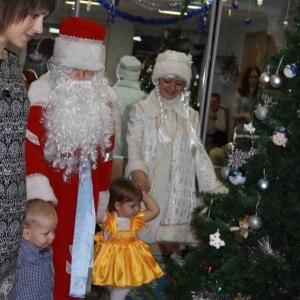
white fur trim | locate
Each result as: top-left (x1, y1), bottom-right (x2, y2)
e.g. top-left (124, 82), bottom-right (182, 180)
top-left (124, 159), bottom-right (149, 178)
top-left (152, 60), bottom-right (192, 87)
top-left (96, 190), bottom-right (109, 223)
top-left (52, 36), bottom-right (105, 71)
top-left (156, 224), bottom-right (198, 244)
top-left (26, 174), bottom-right (58, 205)
top-left (28, 73), bottom-right (53, 105)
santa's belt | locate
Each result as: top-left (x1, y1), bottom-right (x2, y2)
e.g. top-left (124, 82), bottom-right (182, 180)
top-left (44, 151), bottom-right (113, 163)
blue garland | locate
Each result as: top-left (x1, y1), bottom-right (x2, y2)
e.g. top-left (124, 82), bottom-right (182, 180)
top-left (96, 0), bottom-right (208, 25)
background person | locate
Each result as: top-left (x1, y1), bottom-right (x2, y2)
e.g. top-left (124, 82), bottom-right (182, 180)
top-left (112, 55), bottom-right (147, 179)
top-left (36, 37), bottom-right (55, 75)
top-left (0, 1), bottom-right (57, 298)
top-left (10, 199), bottom-right (58, 300)
top-left (232, 65), bottom-right (261, 127)
top-left (25, 16), bottom-right (115, 300)
top-left (206, 92), bottom-right (227, 150)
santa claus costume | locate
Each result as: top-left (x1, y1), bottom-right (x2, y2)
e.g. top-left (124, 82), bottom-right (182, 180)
top-left (25, 17), bottom-right (115, 300)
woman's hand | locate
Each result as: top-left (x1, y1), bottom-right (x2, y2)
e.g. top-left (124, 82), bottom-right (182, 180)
top-left (132, 170), bottom-right (151, 193)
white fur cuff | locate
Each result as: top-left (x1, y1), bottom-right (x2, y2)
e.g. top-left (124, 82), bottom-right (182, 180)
top-left (124, 159), bottom-right (149, 178)
top-left (26, 174), bottom-right (58, 204)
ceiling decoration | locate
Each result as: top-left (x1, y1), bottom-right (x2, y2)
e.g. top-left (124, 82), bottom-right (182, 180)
top-left (134, 0), bottom-right (210, 12)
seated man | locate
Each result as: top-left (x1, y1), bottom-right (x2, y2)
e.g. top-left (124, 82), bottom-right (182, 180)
top-left (206, 92), bottom-right (227, 150)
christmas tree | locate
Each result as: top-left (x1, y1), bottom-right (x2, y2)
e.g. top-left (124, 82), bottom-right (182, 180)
top-left (165, 5), bottom-right (300, 300)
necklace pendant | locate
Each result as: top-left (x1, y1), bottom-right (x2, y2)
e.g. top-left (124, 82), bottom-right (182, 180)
top-left (3, 89), bottom-right (10, 98)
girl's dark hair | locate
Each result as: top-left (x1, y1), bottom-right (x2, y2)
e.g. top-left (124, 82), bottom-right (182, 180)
top-left (0, 0), bottom-right (57, 34)
top-left (108, 178), bottom-right (143, 213)
top-left (238, 65), bottom-right (261, 97)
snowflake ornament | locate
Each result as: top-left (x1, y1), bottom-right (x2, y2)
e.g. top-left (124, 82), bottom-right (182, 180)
top-left (209, 230), bottom-right (225, 249)
top-left (261, 93), bottom-right (276, 107)
top-left (244, 122), bottom-right (256, 133)
top-left (227, 148), bottom-right (248, 168)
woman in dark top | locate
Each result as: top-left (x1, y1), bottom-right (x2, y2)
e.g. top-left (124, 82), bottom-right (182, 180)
top-left (0, 1), bottom-right (56, 298)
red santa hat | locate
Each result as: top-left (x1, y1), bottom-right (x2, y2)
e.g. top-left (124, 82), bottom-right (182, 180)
top-left (152, 50), bottom-right (192, 87)
top-left (52, 16), bottom-right (106, 71)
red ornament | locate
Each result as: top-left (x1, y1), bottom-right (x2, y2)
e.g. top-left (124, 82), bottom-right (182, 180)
top-left (202, 263), bottom-right (215, 273)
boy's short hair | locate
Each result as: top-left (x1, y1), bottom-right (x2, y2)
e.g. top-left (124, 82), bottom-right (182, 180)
top-left (26, 198), bottom-right (57, 228)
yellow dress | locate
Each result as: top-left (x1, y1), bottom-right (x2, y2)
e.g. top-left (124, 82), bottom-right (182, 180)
top-left (92, 210), bottom-right (164, 287)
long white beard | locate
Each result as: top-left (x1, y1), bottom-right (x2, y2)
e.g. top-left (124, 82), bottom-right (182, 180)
top-left (44, 66), bottom-right (114, 180)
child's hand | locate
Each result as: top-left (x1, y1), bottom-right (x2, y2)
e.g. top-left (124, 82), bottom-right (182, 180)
top-left (142, 193), bottom-right (160, 223)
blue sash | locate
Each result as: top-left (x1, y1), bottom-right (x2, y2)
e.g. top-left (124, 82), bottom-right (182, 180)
top-left (69, 161), bottom-right (95, 298)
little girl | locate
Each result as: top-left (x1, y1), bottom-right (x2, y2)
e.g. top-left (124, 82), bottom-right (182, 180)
top-left (92, 178), bottom-right (164, 300)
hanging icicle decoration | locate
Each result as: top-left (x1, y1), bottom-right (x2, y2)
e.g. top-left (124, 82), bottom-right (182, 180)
top-left (245, 0), bottom-right (252, 24)
top-left (283, 0), bottom-right (291, 28)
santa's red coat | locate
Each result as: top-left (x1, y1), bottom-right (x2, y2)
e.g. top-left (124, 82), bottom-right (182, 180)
top-left (26, 78), bottom-right (114, 300)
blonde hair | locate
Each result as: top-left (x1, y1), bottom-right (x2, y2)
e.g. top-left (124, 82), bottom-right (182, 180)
top-left (25, 198), bottom-right (57, 228)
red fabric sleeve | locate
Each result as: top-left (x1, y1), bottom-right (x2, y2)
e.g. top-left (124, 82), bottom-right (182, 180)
top-left (26, 105), bottom-right (48, 176)
top-left (97, 133), bottom-right (115, 192)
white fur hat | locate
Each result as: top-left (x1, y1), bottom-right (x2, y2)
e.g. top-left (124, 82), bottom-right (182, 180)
top-left (152, 50), bottom-right (192, 87)
top-left (52, 16), bottom-right (106, 72)
top-left (116, 55), bottom-right (141, 81)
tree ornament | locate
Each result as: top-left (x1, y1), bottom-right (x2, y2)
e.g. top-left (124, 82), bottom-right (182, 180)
top-left (202, 262), bottom-right (216, 273)
top-left (254, 105), bottom-right (269, 121)
top-left (209, 229), bottom-right (225, 249)
top-left (270, 56), bottom-right (284, 88)
top-left (232, 1), bottom-right (238, 9)
top-left (259, 71), bottom-right (271, 86)
top-left (146, 65), bottom-right (153, 74)
top-left (221, 166), bottom-right (230, 179)
top-left (283, 63), bottom-right (298, 78)
top-left (245, 18), bottom-right (251, 25)
top-left (170, 252), bottom-right (185, 267)
top-left (226, 142), bottom-right (236, 154)
top-left (262, 93), bottom-right (276, 108)
top-left (244, 121), bottom-right (256, 133)
top-left (270, 73), bottom-right (283, 88)
top-left (257, 178), bottom-right (270, 192)
top-left (228, 149), bottom-right (248, 169)
top-left (230, 215), bottom-right (250, 238)
top-left (249, 215), bottom-right (262, 230)
top-left (258, 236), bottom-right (282, 259)
top-left (191, 291), bottom-right (231, 300)
top-left (228, 168), bottom-right (246, 185)
top-left (272, 128), bottom-right (288, 146)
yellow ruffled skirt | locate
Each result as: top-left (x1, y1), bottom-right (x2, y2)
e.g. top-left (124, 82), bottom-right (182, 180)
top-left (92, 231), bottom-right (164, 287)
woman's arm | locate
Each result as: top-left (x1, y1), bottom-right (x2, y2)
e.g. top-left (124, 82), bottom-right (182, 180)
top-left (125, 104), bottom-right (151, 193)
